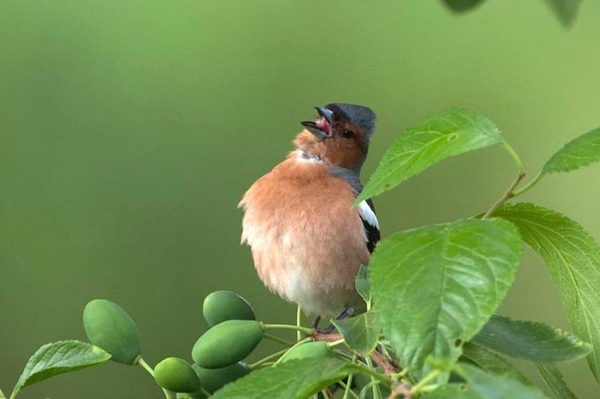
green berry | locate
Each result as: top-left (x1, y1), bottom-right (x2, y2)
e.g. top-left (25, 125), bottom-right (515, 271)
top-left (154, 357), bottom-right (201, 393)
top-left (192, 320), bottom-right (263, 368)
top-left (193, 362), bottom-right (250, 394)
top-left (83, 299), bottom-right (141, 365)
top-left (203, 290), bottom-right (255, 326)
top-left (281, 341), bottom-right (333, 362)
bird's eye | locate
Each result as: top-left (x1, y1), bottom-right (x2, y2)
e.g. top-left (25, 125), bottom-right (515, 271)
top-left (342, 130), bottom-right (354, 139)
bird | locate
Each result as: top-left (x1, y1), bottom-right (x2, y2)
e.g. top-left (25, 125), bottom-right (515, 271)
top-left (238, 103), bottom-right (380, 322)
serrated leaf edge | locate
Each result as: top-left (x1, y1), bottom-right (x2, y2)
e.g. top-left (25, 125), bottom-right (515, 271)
top-left (13, 340), bottom-right (110, 394)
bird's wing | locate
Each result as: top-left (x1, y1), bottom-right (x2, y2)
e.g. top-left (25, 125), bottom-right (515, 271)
top-left (358, 199), bottom-right (380, 253)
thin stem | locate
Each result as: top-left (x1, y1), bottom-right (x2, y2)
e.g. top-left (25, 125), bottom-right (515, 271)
top-left (358, 380), bottom-right (383, 398)
top-left (357, 363), bottom-right (389, 384)
top-left (297, 306), bottom-right (302, 341)
top-left (137, 356), bottom-right (155, 377)
top-left (263, 333), bottom-right (295, 346)
top-left (482, 171), bottom-right (526, 219)
top-left (248, 348), bottom-right (290, 369)
top-left (512, 170), bottom-right (544, 197)
top-left (273, 337), bottom-right (312, 366)
top-left (481, 141), bottom-right (529, 219)
top-left (365, 357), bottom-right (382, 399)
top-left (379, 344), bottom-right (392, 359)
top-left (340, 378), bottom-right (360, 399)
top-left (397, 367), bottom-right (409, 378)
top-left (263, 323), bottom-right (313, 335)
top-left (502, 142), bottom-right (525, 172)
top-left (326, 338), bottom-right (346, 348)
top-left (332, 349), bottom-right (357, 363)
top-left (418, 384), bottom-right (440, 393)
top-left (343, 354), bottom-right (358, 399)
top-left (137, 357), bottom-right (172, 399)
top-left (482, 142), bottom-right (544, 219)
top-left (411, 369), bottom-right (441, 394)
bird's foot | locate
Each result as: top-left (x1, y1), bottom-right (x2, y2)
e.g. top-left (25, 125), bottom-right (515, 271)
top-left (315, 324), bottom-right (336, 334)
top-left (335, 306), bottom-right (355, 321)
top-left (311, 315), bottom-right (336, 334)
top-left (311, 306), bottom-right (355, 335)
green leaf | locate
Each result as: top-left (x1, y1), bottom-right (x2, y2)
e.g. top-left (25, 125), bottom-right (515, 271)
top-left (472, 313), bottom-right (591, 363)
top-left (353, 373), bottom-right (390, 399)
top-left (461, 342), bottom-right (530, 384)
top-left (0, 388), bottom-right (5, 399)
top-left (543, 127), bottom-right (600, 174)
top-left (495, 203), bottom-right (600, 382)
top-left (211, 357), bottom-right (373, 399)
top-left (11, 340), bottom-right (110, 397)
top-left (543, 0), bottom-right (583, 27)
top-left (332, 311), bottom-right (379, 357)
top-left (456, 363), bottom-right (548, 399)
top-left (370, 218), bottom-right (522, 378)
top-left (535, 363), bottom-right (578, 399)
top-left (422, 383), bottom-right (479, 399)
top-left (441, 0), bottom-right (485, 13)
top-left (356, 108), bottom-right (504, 203)
top-left (355, 264), bottom-right (371, 304)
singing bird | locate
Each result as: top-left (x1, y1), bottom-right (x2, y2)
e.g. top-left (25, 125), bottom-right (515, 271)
top-left (239, 103), bottom-right (380, 320)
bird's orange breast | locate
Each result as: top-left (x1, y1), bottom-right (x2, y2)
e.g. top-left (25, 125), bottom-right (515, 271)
top-left (239, 153), bottom-right (370, 316)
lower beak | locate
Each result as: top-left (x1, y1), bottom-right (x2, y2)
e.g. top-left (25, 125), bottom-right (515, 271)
top-left (300, 121), bottom-right (328, 140)
top-left (300, 106), bottom-right (334, 140)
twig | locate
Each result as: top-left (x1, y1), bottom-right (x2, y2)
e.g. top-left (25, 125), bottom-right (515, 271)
top-left (482, 171), bottom-right (526, 219)
top-left (370, 350), bottom-right (398, 375)
top-left (312, 332), bottom-right (343, 342)
top-left (390, 383), bottom-right (412, 399)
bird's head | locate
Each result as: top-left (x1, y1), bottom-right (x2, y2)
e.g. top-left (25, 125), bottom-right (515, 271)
top-left (296, 103), bottom-right (376, 171)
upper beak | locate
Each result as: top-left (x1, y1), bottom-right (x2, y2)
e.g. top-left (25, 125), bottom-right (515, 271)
top-left (300, 106), bottom-right (334, 140)
top-left (315, 107), bottom-right (334, 125)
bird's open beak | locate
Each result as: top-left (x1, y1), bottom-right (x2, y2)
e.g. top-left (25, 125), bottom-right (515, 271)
top-left (300, 107), bottom-right (334, 140)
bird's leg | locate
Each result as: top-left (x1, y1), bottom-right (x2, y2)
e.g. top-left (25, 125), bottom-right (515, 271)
top-left (311, 315), bottom-right (322, 330)
top-left (335, 306), bottom-right (355, 321)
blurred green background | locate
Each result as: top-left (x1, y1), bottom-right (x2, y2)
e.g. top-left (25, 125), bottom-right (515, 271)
top-left (1, 1), bottom-right (599, 398)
